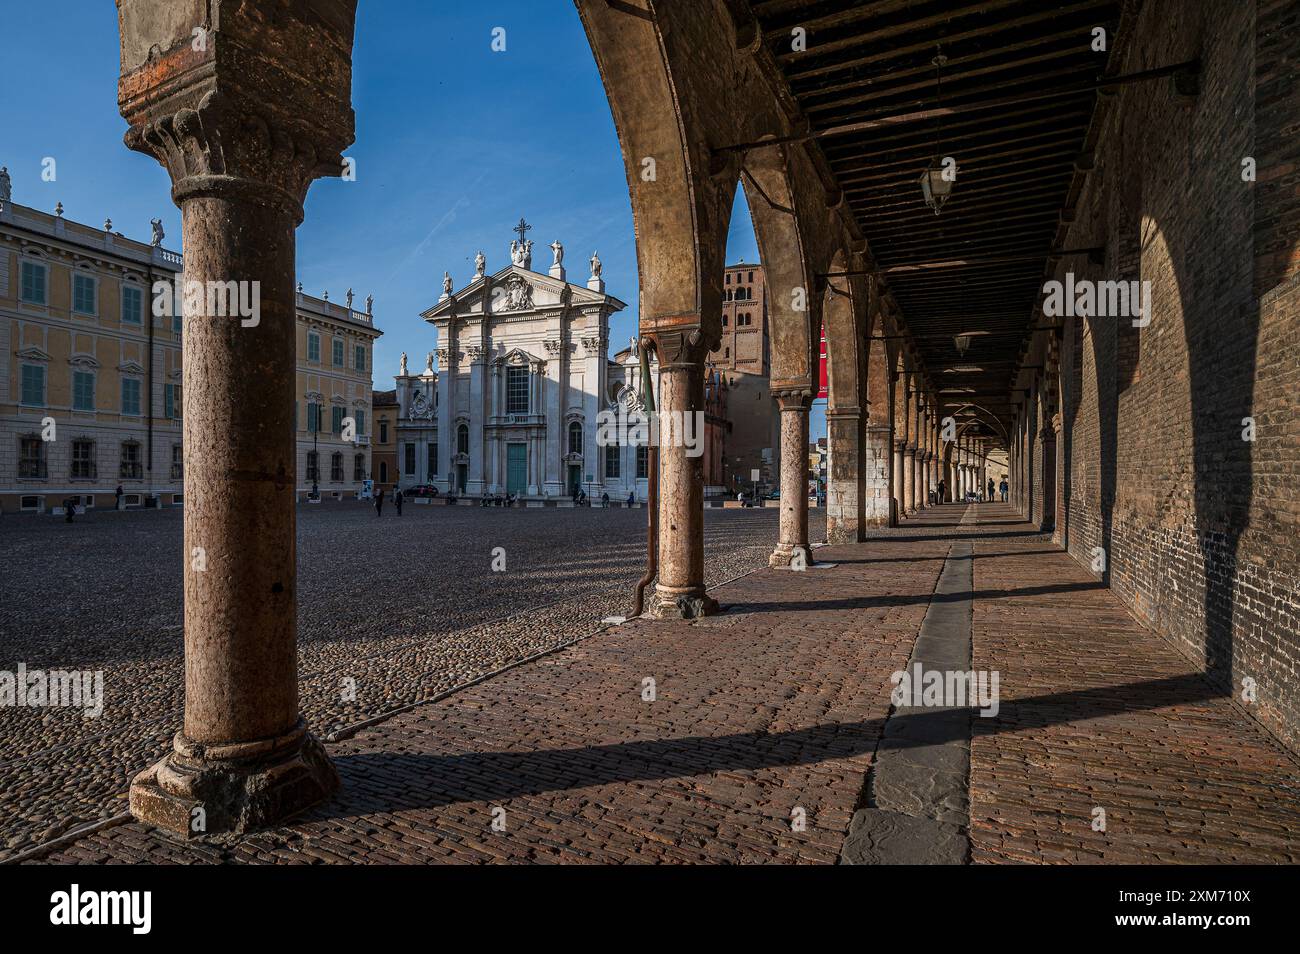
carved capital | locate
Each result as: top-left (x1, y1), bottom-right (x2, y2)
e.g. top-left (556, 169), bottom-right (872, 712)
top-left (773, 387), bottom-right (813, 412)
top-left (648, 328), bottom-right (716, 371)
top-left (116, 0), bottom-right (358, 220)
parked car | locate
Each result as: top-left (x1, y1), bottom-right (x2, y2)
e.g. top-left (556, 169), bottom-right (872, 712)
top-left (407, 484), bottom-right (440, 498)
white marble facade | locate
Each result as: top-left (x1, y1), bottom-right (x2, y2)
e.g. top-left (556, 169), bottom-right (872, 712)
top-left (398, 227), bottom-right (653, 502)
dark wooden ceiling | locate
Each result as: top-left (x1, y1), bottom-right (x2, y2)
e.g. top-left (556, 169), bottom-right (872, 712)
top-left (750, 0), bottom-right (1122, 435)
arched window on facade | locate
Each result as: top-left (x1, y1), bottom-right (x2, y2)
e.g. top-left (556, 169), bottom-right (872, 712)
top-left (457, 423), bottom-right (469, 455)
top-left (568, 421), bottom-right (583, 456)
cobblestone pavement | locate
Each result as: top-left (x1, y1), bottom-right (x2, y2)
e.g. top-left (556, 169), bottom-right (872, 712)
top-left (16, 504), bottom-right (1300, 864)
top-left (0, 503), bottom-right (821, 859)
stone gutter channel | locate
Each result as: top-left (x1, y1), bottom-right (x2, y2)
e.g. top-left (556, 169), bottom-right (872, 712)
top-left (841, 518), bottom-right (976, 864)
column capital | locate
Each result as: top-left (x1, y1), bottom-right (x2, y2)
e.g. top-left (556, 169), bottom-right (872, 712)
top-left (117, 0), bottom-right (358, 220)
top-left (772, 387), bottom-right (813, 411)
top-left (647, 328), bottom-right (716, 371)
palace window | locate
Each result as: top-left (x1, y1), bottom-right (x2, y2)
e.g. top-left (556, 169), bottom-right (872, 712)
top-left (355, 344), bottom-right (367, 372)
top-left (308, 332), bottom-right (321, 363)
top-left (306, 451), bottom-right (320, 482)
top-left (353, 453), bottom-right (365, 481)
top-left (330, 452), bottom-right (344, 482)
top-left (121, 378), bottom-right (142, 416)
top-left (379, 419), bottom-right (388, 443)
top-left (71, 439), bottom-right (96, 480)
top-left (122, 284), bottom-right (143, 324)
top-left (355, 409), bottom-right (365, 435)
top-left (21, 364), bottom-right (46, 406)
top-left (404, 442), bottom-right (416, 476)
top-left (332, 338), bottom-right (344, 367)
top-left (119, 441), bottom-right (143, 479)
top-left (636, 445), bottom-right (649, 480)
top-left (171, 444), bottom-right (183, 479)
top-left (164, 383), bottom-right (181, 419)
top-left (506, 365), bottom-right (529, 414)
top-left (19, 436), bottom-right (48, 478)
top-left (331, 406), bottom-right (345, 434)
top-left (307, 402), bottom-right (321, 433)
top-left (427, 443), bottom-right (437, 479)
top-left (568, 421), bottom-right (583, 457)
top-left (73, 370), bottom-right (95, 411)
top-left (21, 261), bottom-right (47, 305)
top-left (73, 273), bottom-right (97, 315)
top-left (605, 444), bottom-right (620, 479)
top-left (457, 423), bottom-right (469, 455)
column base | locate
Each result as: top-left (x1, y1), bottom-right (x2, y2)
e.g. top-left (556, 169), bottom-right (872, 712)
top-left (646, 585), bottom-right (720, 620)
top-left (129, 720), bottom-right (338, 839)
top-left (769, 543), bottom-right (815, 569)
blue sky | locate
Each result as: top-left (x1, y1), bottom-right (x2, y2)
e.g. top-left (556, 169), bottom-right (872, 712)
top-left (1, 0), bottom-right (825, 435)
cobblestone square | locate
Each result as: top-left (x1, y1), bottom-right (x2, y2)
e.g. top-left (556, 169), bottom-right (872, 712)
top-left (0, 503), bottom-right (817, 859)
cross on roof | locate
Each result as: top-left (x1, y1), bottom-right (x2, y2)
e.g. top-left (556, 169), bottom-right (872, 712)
top-left (513, 217), bottom-right (531, 243)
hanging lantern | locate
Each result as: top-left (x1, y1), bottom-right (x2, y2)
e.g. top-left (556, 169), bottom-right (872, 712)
top-left (920, 47), bottom-right (953, 215)
top-left (954, 332), bottom-right (972, 356)
top-left (921, 159), bottom-right (953, 214)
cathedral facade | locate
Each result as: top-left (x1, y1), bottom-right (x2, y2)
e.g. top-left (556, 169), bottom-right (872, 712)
top-left (399, 223), bottom-right (655, 503)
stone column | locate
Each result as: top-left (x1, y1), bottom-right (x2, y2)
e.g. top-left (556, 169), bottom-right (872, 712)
top-left (1039, 424), bottom-right (1057, 533)
top-left (1053, 412), bottom-right (1066, 545)
top-left (893, 439), bottom-right (906, 524)
top-left (435, 346), bottom-right (452, 493)
top-left (116, 1), bottom-right (357, 836)
top-left (864, 423), bottom-right (892, 527)
top-left (826, 407), bottom-right (864, 544)
top-left (770, 388), bottom-right (815, 567)
top-left (648, 330), bottom-right (717, 618)
top-left (543, 340), bottom-right (564, 496)
top-left (903, 445), bottom-right (917, 514)
top-left (918, 409), bottom-right (931, 508)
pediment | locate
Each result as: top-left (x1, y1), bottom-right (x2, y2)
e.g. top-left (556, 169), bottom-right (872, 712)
top-left (16, 346), bottom-right (51, 362)
top-left (69, 353), bottom-right (101, 371)
top-left (420, 264), bottom-right (626, 321)
top-left (493, 346), bottom-right (541, 367)
top-left (118, 359), bottom-right (145, 375)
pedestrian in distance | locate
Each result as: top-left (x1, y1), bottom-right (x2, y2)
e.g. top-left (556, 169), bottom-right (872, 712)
top-left (999, 477), bottom-right (1009, 502)
top-left (375, 486), bottom-right (385, 517)
top-left (937, 479), bottom-right (946, 503)
top-left (393, 484), bottom-right (403, 516)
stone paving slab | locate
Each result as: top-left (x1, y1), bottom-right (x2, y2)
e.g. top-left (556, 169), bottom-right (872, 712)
top-left (24, 504), bottom-right (1300, 864)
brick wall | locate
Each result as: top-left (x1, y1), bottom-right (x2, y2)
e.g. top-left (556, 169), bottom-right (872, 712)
top-left (1056, 0), bottom-right (1300, 750)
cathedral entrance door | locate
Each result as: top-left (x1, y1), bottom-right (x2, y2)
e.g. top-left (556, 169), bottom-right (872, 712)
top-left (456, 463), bottom-right (468, 493)
top-left (507, 443), bottom-right (527, 496)
top-left (568, 464), bottom-right (582, 496)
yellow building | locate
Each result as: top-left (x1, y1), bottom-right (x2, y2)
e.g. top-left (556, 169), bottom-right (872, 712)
top-left (293, 288), bottom-right (382, 500)
top-left (1, 178), bottom-right (380, 513)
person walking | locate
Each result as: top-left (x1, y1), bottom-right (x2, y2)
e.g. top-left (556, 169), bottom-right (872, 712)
top-left (937, 479), bottom-right (946, 503)
top-left (626, 491), bottom-right (635, 507)
top-left (393, 484), bottom-right (403, 516)
top-left (999, 477), bottom-right (1008, 503)
top-left (375, 486), bottom-right (385, 517)
top-left (115, 485), bottom-right (124, 510)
